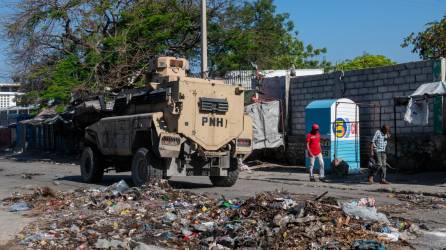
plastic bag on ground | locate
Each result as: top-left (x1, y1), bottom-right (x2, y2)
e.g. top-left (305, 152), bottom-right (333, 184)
top-left (8, 202), bottom-right (30, 212)
top-left (342, 201), bottom-right (390, 224)
top-left (351, 240), bottom-right (386, 250)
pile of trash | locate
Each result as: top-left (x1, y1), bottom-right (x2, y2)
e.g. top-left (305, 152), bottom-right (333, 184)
top-left (395, 193), bottom-right (446, 209)
top-left (2, 181), bottom-right (415, 249)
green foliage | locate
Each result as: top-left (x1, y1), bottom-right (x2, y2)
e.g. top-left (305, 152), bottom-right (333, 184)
top-left (208, 0), bottom-right (329, 74)
top-left (402, 16), bottom-right (446, 59)
top-left (40, 55), bottom-right (88, 103)
top-left (6, 0), bottom-right (330, 104)
top-left (55, 105), bottom-right (65, 113)
top-left (19, 90), bottom-right (40, 106)
top-left (335, 54), bottom-right (395, 71)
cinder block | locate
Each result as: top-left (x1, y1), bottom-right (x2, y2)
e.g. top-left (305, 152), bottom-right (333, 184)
top-left (347, 76), bottom-right (359, 82)
top-left (361, 95), bottom-right (373, 101)
top-left (358, 81), bottom-right (369, 88)
top-left (373, 93), bottom-right (383, 100)
top-left (378, 86), bottom-right (388, 93)
top-left (359, 88), bottom-right (369, 95)
top-left (410, 68), bottom-right (422, 75)
top-left (383, 78), bottom-right (394, 85)
top-left (325, 78), bottom-right (335, 85)
top-left (399, 70), bottom-right (410, 76)
top-left (410, 83), bottom-right (421, 90)
top-left (400, 127), bottom-right (412, 134)
top-left (375, 74), bottom-right (385, 80)
top-left (423, 126), bottom-right (433, 133)
top-left (348, 89), bottom-right (359, 95)
top-left (405, 62), bottom-right (417, 69)
top-left (388, 85), bottom-right (398, 92)
top-left (368, 74), bottom-right (379, 81)
top-left (416, 74), bottom-right (428, 82)
top-left (387, 72), bottom-right (399, 78)
top-left (358, 75), bottom-right (368, 81)
top-left (394, 78), bottom-right (406, 84)
top-left (411, 126), bottom-right (424, 134)
top-left (324, 85), bottom-right (333, 92)
top-left (381, 114), bottom-right (391, 121)
top-left (422, 67), bottom-right (433, 74)
top-left (404, 75), bottom-right (416, 83)
top-left (374, 79), bottom-right (384, 86)
top-left (396, 120), bottom-right (406, 128)
top-left (383, 93), bottom-right (394, 99)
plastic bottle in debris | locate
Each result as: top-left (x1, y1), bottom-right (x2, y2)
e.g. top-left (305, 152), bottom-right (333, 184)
top-left (115, 180), bottom-right (130, 193)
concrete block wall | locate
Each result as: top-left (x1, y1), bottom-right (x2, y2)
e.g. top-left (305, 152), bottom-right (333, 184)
top-left (287, 59), bottom-right (444, 169)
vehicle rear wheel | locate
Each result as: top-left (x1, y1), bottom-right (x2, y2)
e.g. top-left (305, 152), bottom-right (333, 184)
top-left (209, 158), bottom-right (240, 187)
top-left (80, 147), bottom-right (104, 183)
top-left (131, 148), bottom-right (163, 186)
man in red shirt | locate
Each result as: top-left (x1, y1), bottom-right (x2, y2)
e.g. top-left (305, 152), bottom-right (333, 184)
top-left (306, 123), bottom-right (325, 182)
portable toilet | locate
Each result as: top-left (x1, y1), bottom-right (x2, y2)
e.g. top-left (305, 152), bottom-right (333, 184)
top-left (305, 98), bottom-right (360, 174)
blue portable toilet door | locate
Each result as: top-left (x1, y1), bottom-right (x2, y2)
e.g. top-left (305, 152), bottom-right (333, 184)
top-left (305, 100), bottom-right (335, 173)
top-left (331, 99), bottom-right (360, 174)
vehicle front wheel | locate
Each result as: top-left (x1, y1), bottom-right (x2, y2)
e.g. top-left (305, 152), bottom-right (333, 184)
top-left (209, 158), bottom-right (240, 187)
top-left (80, 147), bottom-right (104, 183)
top-left (131, 148), bottom-right (163, 186)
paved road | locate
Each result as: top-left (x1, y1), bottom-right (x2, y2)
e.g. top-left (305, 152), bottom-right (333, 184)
top-left (0, 154), bottom-right (446, 249)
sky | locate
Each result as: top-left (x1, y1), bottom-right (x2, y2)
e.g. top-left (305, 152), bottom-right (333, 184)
top-left (275, 0), bottom-right (446, 64)
top-left (0, 0), bottom-right (445, 81)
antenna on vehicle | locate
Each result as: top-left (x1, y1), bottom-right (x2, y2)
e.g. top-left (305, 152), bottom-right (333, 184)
top-left (201, 0), bottom-right (208, 79)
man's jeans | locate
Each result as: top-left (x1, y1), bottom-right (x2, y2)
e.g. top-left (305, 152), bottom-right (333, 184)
top-left (309, 153), bottom-right (325, 178)
top-left (375, 152), bottom-right (387, 180)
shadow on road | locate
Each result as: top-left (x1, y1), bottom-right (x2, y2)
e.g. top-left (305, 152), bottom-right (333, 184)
top-left (57, 174), bottom-right (214, 189)
top-left (253, 165), bottom-right (305, 174)
top-left (56, 175), bottom-right (132, 186)
top-left (1, 151), bottom-right (78, 165)
top-left (168, 180), bottom-right (213, 189)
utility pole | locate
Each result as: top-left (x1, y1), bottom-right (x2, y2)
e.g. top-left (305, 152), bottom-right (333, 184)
top-left (201, 0), bottom-right (208, 78)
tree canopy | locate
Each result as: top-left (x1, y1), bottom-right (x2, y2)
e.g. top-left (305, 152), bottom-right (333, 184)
top-left (208, 0), bottom-right (329, 75)
top-left (335, 54), bottom-right (395, 71)
top-left (402, 15), bottom-right (446, 60)
top-left (4, 0), bottom-right (329, 105)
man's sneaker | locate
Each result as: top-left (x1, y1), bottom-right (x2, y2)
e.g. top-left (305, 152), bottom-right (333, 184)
top-left (319, 177), bottom-right (327, 182)
top-left (368, 176), bottom-right (374, 184)
top-left (380, 180), bottom-right (390, 184)
top-left (310, 176), bottom-right (316, 182)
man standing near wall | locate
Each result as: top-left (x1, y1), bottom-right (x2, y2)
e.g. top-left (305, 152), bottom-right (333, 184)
top-left (370, 125), bottom-right (391, 184)
top-left (307, 123), bottom-right (325, 182)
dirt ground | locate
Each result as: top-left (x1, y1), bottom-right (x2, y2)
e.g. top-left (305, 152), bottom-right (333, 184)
top-left (0, 152), bottom-right (446, 249)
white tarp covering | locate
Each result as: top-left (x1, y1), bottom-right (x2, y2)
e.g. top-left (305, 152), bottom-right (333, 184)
top-left (409, 81), bottom-right (446, 97)
top-left (404, 98), bottom-right (429, 126)
top-left (245, 101), bottom-right (284, 150)
top-left (404, 81), bottom-right (446, 125)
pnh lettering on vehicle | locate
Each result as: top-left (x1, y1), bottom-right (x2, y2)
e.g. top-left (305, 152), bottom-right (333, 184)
top-left (202, 117), bottom-right (227, 127)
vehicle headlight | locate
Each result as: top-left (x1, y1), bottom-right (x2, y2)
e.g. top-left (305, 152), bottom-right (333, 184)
top-left (237, 138), bottom-right (252, 147)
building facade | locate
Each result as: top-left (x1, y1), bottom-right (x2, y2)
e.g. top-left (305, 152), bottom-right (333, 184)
top-left (0, 83), bottom-right (21, 109)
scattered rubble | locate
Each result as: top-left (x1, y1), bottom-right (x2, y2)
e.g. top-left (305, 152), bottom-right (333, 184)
top-left (395, 193), bottom-right (446, 209)
top-left (4, 172), bottom-right (45, 179)
top-left (1, 181), bottom-right (417, 249)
